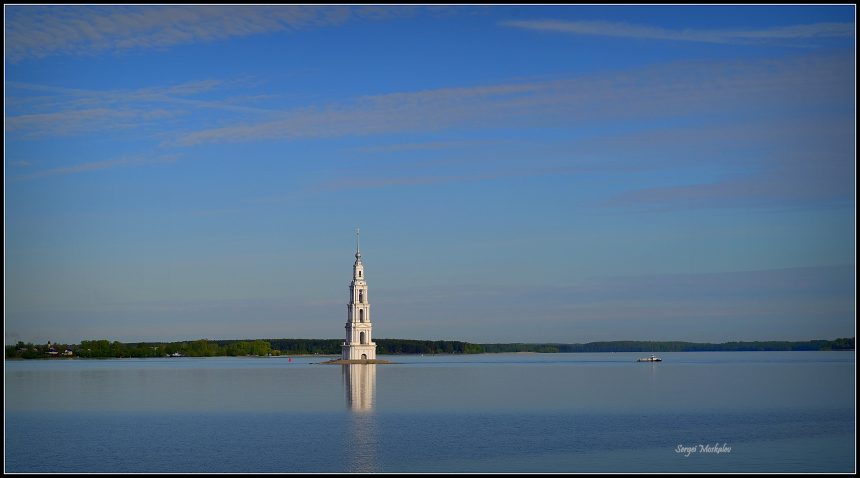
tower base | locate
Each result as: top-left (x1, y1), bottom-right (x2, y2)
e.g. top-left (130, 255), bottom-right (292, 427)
top-left (342, 343), bottom-right (377, 361)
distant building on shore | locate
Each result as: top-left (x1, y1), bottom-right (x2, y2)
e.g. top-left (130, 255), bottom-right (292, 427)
top-left (342, 229), bottom-right (376, 361)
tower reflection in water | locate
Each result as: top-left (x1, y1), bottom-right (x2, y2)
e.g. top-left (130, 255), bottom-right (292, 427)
top-left (342, 364), bottom-right (379, 472)
top-left (344, 364), bottom-right (376, 412)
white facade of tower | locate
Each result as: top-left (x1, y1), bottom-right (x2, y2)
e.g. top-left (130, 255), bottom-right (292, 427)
top-left (342, 230), bottom-right (376, 360)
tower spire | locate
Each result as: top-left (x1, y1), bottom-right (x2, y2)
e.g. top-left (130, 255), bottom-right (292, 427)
top-left (355, 227), bottom-right (361, 259)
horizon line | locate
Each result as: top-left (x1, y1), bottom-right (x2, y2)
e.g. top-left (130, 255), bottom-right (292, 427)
top-left (8, 336), bottom-right (855, 346)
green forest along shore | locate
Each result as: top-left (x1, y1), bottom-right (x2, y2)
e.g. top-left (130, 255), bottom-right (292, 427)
top-left (6, 337), bottom-right (854, 359)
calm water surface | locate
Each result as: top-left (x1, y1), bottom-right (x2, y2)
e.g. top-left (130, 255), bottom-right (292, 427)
top-left (4, 352), bottom-right (855, 472)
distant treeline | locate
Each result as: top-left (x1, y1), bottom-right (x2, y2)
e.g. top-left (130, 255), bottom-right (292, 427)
top-left (268, 338), bottom-right (484, 355)
top-left (5, 337), bottom-right (853, 359)
top-left (6, 339), bottom-right (274, 359)
top-left (477, 338), bottom-right (855, 353)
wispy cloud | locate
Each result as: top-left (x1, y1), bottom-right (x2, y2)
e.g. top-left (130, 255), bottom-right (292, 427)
top-left (171, 53), bottom-right (852, 147)
top-left (318, 164), bottom-right (581, 193)
top-left (5, 78), bottom-right (271, 138)
top-left (376, 265), bottom-right (855, 341)
top-left (5, 107), bottom-right (177, 137)
top-left (171, 82), bottom-right (546, 145)
top-left (382, 264), bottom-right (854, 306)
top-left (604, 141), bottom-right (854, 211)
top-left (5, 5), bottom-right (417, 62)
top-left (314, 111), bottom-right (854, 209)
top-left (352, 140), bottom-right (512, 154)
top-left (570, 265), bottom-right (856, 302)
top-left (12, 154), bottom-right (180, 181)
top-left (190, 207), bottom-right (246, 218)
top-left (502, 19), bottom-right (854, 46)
top-left (7, 160), bottom-right (32, 168)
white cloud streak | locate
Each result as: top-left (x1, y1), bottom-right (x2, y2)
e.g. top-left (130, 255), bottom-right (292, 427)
top-left (5, 5), bottom-right (417, 62)
top-left (352, 140), bottom-right (511, 154)
top-left (5, 78), bottom-right (271, 138)
top-left (5, 107), bottom-right (177, 137)
top-left (502, 19), bottom-right (854, 45)
top-left (12, 154), bottom-right (180, 180)
top-left (171, 53), bottom-right (852, 146)
top-left (373, 265), bottom-right (855, 341)
top-left (317, 164), bottom-right (581, 193)
top-left (601, 119), bottom-right (855, 210)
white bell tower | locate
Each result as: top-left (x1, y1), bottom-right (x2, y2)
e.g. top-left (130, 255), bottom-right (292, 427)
top-left (342, 228), bottom-right (376, 361)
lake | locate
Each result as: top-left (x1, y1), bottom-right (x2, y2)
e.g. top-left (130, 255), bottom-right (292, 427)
top-left (4, 352), bottom-right (855, 472)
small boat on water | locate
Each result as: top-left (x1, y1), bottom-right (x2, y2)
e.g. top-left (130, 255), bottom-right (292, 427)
top-left (637, 354), bottom-right (662, 362)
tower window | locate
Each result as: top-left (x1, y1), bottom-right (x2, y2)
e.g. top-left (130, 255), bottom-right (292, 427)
top-left (359, 291), bottom-right (364, 303)
top-left (359, 309), bottom-right (365, 322)
top-left (359, 271), bottom-right (362, 277)
top-left (360, 331), bottom-right (366, 344)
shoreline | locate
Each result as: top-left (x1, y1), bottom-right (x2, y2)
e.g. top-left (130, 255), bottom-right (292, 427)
top-left (5, 349), bottom-right (854, 361)
top-left (317, 358), bottom-right (397, 365)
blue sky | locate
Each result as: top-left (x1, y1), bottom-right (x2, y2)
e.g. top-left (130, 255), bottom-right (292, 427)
top-left (4, 5), bottom-right (856, 345)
